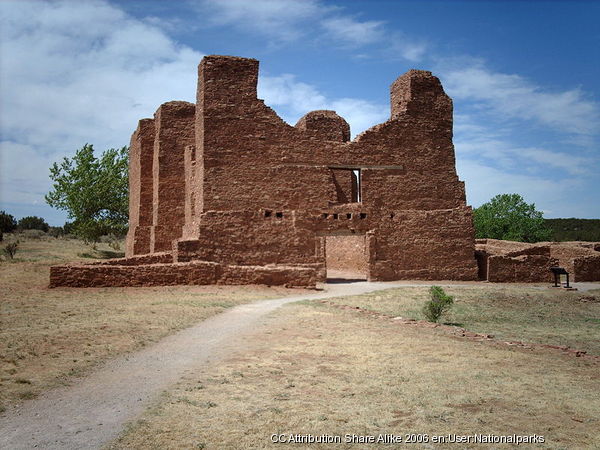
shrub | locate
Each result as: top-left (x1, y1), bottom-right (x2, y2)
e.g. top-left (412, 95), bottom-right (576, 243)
top-left (3, 241), bottom-right (19, 259)
top-left (48, 226), bottom-right (65, 238)
top-left (0, 211), bottom-right (17, 233)
top-left (422, 286), bottom-right (454, 323)
top-left (17, 216), bottom-right (49, 232)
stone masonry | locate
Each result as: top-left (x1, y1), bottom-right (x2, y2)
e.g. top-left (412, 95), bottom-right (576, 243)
top-left (50, 55), bottom-right (481, 288)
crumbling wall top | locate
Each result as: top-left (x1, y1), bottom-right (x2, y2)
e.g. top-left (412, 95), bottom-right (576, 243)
top-left (390, 69), bottom-right (451, 120)
top-left (295, 110), bottom-right (350, 142)
top-left (199, 55), bottom-right (259, 106)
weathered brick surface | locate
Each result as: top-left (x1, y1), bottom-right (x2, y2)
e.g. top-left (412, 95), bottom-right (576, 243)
top-left (487, 255), bottom-right (559, 283)
top-left (49, 261), bottom-right (316, 288)
top-left (219, 264), bottom-right (317, 288)
top-left (84, 252), bottom-right (173, 266)
top-left (126, 118), bottom-right (155, 257)
top-left (572, 255), bottom-right (600, 282)
top-left (51, 55), bottom-right (486, 288)
top-left (476, 239), bottom-right (600, 282)
top-left (325, 235), bottom-right (367, 274)
top-left (150, 101), bottom-right (195, 252)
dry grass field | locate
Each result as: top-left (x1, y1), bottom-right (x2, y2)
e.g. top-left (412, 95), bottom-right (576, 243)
top-left (111, 300), bottom-right (600, 449)
top-left (325, 285), bottom-right (600, 356)
top-left (0, 234), bottom-right (304, 411)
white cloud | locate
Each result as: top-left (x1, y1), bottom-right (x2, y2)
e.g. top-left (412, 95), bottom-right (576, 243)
top-left (456, 159), bottom-right (580, 213)
top-left (0, 0), bottom-right (391, 220)
top-left (0, 0), bottom-right (202, 210)
top-left (197, 0), bottom-right (324, 41)
top-left (196, 0), bottom-right (425, 60)
top-left (442, 65), bottom-right (600, 136)
top-left (321, 16), bottom-right (385, 45)
top-left (258, 74), bottom-right (388, 137)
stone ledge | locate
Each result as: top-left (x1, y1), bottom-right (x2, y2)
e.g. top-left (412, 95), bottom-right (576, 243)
top-left (49, 260), bottom-right (317, 288)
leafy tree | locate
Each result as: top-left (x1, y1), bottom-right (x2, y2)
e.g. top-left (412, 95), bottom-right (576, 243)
top-left (473, 193), bottom-right (552, 243)
top-left (45, 144), bottom-right (129, 243)
top-left (0, 211), bottom-right (17, 233)
top-left (63, 221), bottom-right (76, 235)
top-left (17, 216), bottom-right (49, 232)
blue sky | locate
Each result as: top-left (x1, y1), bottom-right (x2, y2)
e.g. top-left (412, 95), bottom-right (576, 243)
top-left (1, 0), bottom-right (598, 225)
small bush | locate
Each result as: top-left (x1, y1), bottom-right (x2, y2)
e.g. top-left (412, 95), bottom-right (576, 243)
top-left (422, 286), bottom-right (454, 323)
top-left (48, 226), bottom-right (64, 238)
top-left (3, 241), bottom-right (19, 259)
top-left (17, 216), bottom-right (49, 232)
top-left (0, 211), bottom-right (17, 233)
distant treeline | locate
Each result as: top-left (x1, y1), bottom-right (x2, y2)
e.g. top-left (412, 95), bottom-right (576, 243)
top-left (545, 218), bottom-right (600, 242)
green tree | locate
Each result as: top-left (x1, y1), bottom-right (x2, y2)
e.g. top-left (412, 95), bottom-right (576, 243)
top-left (473, 193), bottom-right (552, 243)
top-left (0, 211), bottom-right (17, 233)
top-left (17, 216), bottom-right (49, 232)
top-left (45, 144), bottom-right (129, 243)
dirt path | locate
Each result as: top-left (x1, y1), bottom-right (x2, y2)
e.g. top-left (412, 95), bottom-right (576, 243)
top-left (0, 281), bottom-right (406, 450)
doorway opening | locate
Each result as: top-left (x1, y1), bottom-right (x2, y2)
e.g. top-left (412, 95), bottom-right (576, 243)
top-left (325, 234), bottom-right (368, 283)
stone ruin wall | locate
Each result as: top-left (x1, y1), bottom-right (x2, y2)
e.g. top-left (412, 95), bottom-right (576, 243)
top-left (475, 239), bottom-right (600, 282)
top-left (51, 55), bottom-right (600, 288)
top-left (51, 55), bottom-right (483, 288)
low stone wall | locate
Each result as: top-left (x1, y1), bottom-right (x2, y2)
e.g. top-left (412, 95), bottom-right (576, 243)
top-left (476, 239), bottom-right (600, 282)
top-left (573, 255), bottom-right (600, 282)
top-left (49, 260), bottom-right (317, 288)
top-left (220, 265), bottom-right (317, 287)
top-left (487, 255), bottom-right (558, 283)
top-left (84, 252), bottom-right (173, 266)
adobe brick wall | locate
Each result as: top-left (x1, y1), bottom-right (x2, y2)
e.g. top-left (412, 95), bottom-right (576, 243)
top-left (487, 255), bottom-right (559, 283)
top-left (126, 118), bottom-right (155, 257)
top-left (53, 55), bottom-right (484, 288)
top-left (325, 235), bottom-right (367, 274)
top-left (295, 110), bottom-right (350, 142)
top-left (84, 252), bottom-right (173, 266)
top-left (150, 101), bottom-right (195, 253)
top-left (49, 261), bottom-right (317, 288)
top-left (573, 255), bottom-right (600, 282)
top-left (476, 239), bottom-right (600, 282)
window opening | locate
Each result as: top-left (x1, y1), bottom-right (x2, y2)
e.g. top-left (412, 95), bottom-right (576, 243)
top-left (352, 169), bottom-right (361, 203)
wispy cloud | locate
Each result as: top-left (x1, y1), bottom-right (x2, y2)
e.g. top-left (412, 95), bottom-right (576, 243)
top-left (195, 0), bottom-right (426, 60)
top-left (258, 74), bottom-right (387, 137)
top-left (197, 0), bottom-right (326, 42)
top-left (321, 16), bottom-right (385, 46)
top-left (0, 0), bottom-right (202, 210)
top-left (442, 64), bottom-right (599, 136)
top-left (456, 159), bottom-right (580, 216)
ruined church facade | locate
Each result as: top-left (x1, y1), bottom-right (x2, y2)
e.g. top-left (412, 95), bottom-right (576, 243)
top-left (50, 55), bottom-right (479, 287)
